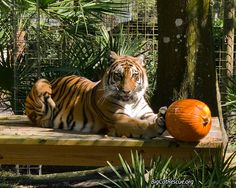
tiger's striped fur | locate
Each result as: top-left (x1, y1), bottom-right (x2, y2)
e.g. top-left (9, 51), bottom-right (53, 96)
top-left (25, 52), bottom-right (166, 138)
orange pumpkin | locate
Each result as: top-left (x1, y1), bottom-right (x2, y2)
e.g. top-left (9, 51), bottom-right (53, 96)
top-left (165, 99), bottom-right (212, 142)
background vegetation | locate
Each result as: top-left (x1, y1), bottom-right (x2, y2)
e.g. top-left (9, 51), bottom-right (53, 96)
top-left (0, 150), bottom-right (235, 187)
top-left (0, 0), bottom-right (235, 186)
top-left (0, 0), bottom-right (159, 115)
top-left (101, 150), bottom-right (236, 188)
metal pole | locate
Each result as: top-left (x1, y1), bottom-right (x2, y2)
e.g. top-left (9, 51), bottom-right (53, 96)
top-left (36, 0), bottom-right (41, 78)
top-left (12, 0), bottom-right (18, 114)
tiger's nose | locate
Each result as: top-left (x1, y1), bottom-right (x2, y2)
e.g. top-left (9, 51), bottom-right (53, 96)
top-left (122, 89), bottom-right (131, 94)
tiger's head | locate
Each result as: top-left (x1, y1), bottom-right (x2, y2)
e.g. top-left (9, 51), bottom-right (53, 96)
top-left (102, 51), bottom-right (148, 104)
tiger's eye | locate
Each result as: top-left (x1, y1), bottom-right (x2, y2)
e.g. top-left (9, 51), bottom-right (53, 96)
top-left (132, 72), bottom-right (139, 80)
top-left (114, 72), bottom-right (122, 81)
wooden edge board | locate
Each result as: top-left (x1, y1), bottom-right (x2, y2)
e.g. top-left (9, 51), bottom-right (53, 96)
top-left (0, 116), bottom-right (224, 148)
top-left (0, 116), bottom-right (226, 166)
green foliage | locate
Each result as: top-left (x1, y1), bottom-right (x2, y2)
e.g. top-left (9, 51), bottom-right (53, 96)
top-left (0, 5), bottom-right (35, 113)
top-left (0, 0), bottom-right (131, 113)
top-left (102, 26), bottom-right (146, 56)
top-left (223, 78), bottom-right (236, 113)
top-left (189, 149), bottom-right (236, 187)
top-left (222, 77), bottom-right (236, 146)
top-left (100, 150), bottom-right (236, 188)
top-left (131, 0), bottom-right (157, 25)
top-left (0, 0), bottom-right (155, 114)
top-left (212, 18), bottom-right (223, 49)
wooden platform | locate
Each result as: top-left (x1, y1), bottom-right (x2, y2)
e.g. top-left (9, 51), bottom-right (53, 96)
top-left (0, 116), bottom-right (227, 166)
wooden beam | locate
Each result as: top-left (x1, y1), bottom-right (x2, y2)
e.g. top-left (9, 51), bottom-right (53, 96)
top-left (0, 116), bottom-right (226, 166)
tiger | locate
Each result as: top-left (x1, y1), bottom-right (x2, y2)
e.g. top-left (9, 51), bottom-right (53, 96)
top-left (25, 51), bottom-right (167, 138)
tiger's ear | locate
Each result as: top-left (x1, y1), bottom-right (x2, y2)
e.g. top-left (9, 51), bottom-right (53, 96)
top-left (110, 51), bottom-right (119, 60)
top-left (136, 54), bottom-right (145, 66)
top-left (109, 51), bottom-right (119, 65)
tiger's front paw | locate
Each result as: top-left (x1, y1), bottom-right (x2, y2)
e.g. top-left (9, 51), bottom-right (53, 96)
top-left (156, 106), bottom-right (167, 134)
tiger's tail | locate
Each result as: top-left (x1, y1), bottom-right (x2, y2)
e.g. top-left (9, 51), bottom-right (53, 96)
top-left (25, 79), bottom-right (56, 127)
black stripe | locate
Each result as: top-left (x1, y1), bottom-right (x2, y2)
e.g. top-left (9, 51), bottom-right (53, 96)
top-left (58, 76), bottom-right (76, 96)
top-left (133, 97), bottom-right (142, 109)
top-left (114, 111), bottom-right (130, 117)
top-left (53, 77), bottom-right (79, 109)
top-left (90, 85), bottom-right (114, 124)
top-left (67, 107), bottom-right (74, 126)
top-left (107, 100), bottom-right (124, 109)
top-left (59, 122), bottom-right (64, 129)
top-left (81, 104), bottom-right (88, 131)
top-left (44, 96), bottom-right (49, 114)
top-left (139, 103), bottom-right (148, 112)
top-left (28, 92), bottom-right (35, 102)
top-left (52, 76), bottom-right (76, 99)
top-left (70, 122), bottom-right (75, 130)
top-left (58, 83), bottom-right (77, 109)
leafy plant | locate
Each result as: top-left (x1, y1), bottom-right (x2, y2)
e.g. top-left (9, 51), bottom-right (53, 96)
top-left (0, 0), bottom-right (130, 114)
top-left (223, 78), bottom-right (236, 113)
top-left (189, 148), bottom-right (236, 187)
top-left (0, 0), bottom-right (159, 114)
top-left (0, 3), bottom-right (36, 114)
top-left (222, 77), bottom-right (236, 146)
top-left (100, 149), bottom-right (236, 188)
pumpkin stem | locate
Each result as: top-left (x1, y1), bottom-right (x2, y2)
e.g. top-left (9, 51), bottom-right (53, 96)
top-left (202, 116), bottom-right (209, 126)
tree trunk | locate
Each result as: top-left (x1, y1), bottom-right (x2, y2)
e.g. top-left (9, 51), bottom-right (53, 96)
top-left (222, 0), bottom-right (235, 126)
top-left (152, 0), bottom-right (218, 116)
top-left (223, 0), bottom-right (235, 80)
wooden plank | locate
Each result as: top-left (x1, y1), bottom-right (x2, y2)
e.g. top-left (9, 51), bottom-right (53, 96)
top-left (0, 144), bottom-right (220, 166)
top-left (0, 116), bottom-right (225, 166)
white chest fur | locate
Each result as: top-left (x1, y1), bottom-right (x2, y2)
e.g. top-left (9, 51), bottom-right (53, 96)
top-left (123, 103), bottom-right (136, 117)
top-left (122, 97), bottom-right (152, 118)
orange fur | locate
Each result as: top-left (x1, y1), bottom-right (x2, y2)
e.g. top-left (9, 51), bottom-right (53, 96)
top-left (25, 52), bottom-right (166, 138)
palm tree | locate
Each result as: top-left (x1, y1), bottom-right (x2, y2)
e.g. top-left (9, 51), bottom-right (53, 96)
top-left (0, 0), bottom-right (129, 114)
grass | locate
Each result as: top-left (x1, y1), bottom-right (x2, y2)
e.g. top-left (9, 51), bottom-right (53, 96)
top-left (0, 148), bottom-right (235, 187)
top-left (100, 148), bottom-right (236, 188)
top-left (228, 122), bottom-right (236, 151)
top-left (0, 144), bottom-right (234, 187)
